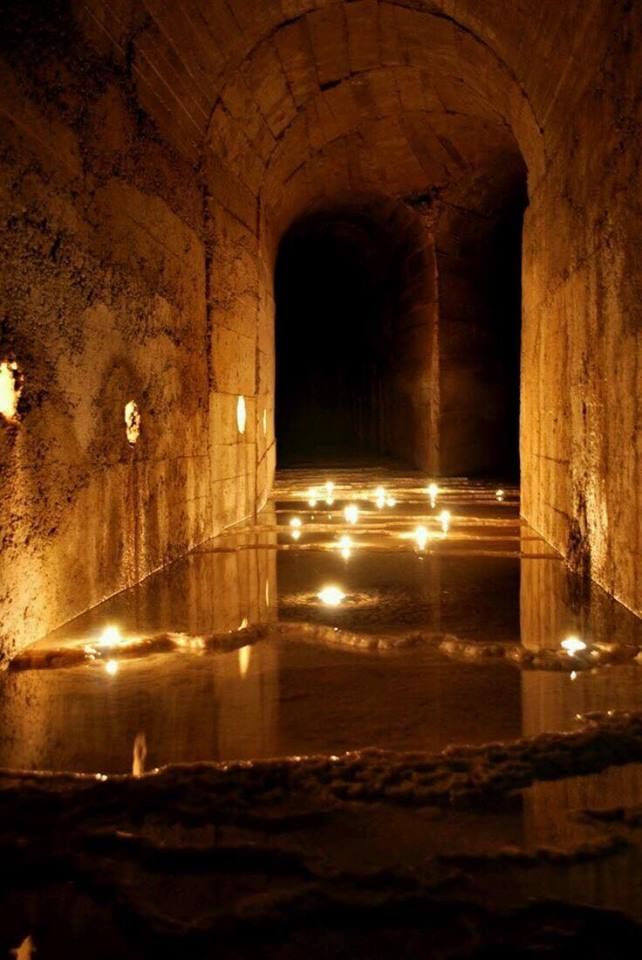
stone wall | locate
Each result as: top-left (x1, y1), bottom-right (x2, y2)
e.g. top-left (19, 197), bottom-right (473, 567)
top-left (0, 0), bottom-right (639, 659)
top-left (0, 4), bottom-right (275, 658)
top-left (520, 3), bottom-right (642, 615)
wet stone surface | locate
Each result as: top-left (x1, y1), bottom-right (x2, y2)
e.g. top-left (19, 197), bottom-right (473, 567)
top-left (1, 469), bottom-right (642, 957)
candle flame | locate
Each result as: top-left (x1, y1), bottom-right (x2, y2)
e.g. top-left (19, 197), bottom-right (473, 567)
top-left (426, 482), bottom-right (439, 507)
top-left (104, 659), bottom-right (119, 676)
top-left (561, 635), bottom-right (587, 656)
top-left (124, 400), bottom-right (141, 445)
top-left (438, 509), bottom-right (451, 532)
top-left (318, 585), bottom-right (346, 606)
top-left (414, 525), bottom-right (430, 551)
top-left (344, 504), bottom-right (359, 525)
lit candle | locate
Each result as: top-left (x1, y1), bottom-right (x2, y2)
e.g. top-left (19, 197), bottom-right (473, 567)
top-left (318, 585), bottom-right (346, 606)
top-left (344, 504), bottom-right (359, 525)
top-left (561, 635), bottom-right (587, 656)
top-left (426, 482), bottom-right (439, 507)
top-left (98, 625), bottom-right (122, 649)
top-left (438, 509), bottom-right (451, 532)
top-left (414, 525), bottom-right (430, 551)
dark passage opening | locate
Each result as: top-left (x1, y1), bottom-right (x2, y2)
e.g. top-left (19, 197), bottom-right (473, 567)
top-left (275, 208), bottom-right (404, 467)
top-left (275, 189), bottom-right (525, 477)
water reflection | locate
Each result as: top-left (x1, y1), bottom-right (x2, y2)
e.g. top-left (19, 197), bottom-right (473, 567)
top-left (0, 474), bottom-right (639, 776)
top-left (132, 731), bottom-right (147, 777)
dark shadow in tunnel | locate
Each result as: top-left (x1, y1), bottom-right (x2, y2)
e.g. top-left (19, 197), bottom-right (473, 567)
top-left (275, 189), bottom-right (526, 477)
top-left (275, 206), bottom-right (410, 468)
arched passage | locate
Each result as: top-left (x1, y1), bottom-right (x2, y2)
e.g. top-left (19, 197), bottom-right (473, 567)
top-left (0, 0), bottom-right (639, 662)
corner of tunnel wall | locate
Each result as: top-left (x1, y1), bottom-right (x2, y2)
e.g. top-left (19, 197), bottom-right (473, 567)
top-left (519, 16), bottom-right (642, 619)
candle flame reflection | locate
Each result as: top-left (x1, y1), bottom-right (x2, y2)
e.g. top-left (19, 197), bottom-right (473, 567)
top-left (132, 732), bottom-right (147, 777)
top-left (238, 645), bottom-right (251, 677)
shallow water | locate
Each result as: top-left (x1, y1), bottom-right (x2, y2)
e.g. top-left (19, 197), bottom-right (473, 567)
top-left (1, 470), bottom-right (639, 775)
top-left (2, 472), bottom-right (642, 958)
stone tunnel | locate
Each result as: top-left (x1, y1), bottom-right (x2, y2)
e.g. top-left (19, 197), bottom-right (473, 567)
top-left (1, 0), bottom-right (639, 659)
top-left (0, 3), bottom-right (641, 955)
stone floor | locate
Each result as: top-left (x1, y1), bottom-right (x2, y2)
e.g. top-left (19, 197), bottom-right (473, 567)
top-left (2, 469), bottom-right (642, 958)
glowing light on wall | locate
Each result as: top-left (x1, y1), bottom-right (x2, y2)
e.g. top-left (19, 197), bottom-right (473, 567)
top-left (325, 480), bottom-right (335, 505)
top-left (373, 486), bottom-right (395, 509)
top-left (104, 659), bottom-right (119, 676)
top-left (438, 509), bottom-right (451, 532)
top-left (561, 635), bottom-right (587, 656)
top-left (236, 395), bottom-right (247, 434)
top-left (239, 617), bottom-right (248, 630)
top-left (414, 525), bottom-right (430, 551)
top-left (124, 400), bottom-right (141, 445)
top-left (290, 516), bottom-right (302, 528)
top-left (307, 487), bottom-right (318, 506)
top-left (291, 529), bottom-right (301, 541)
top-left (426, 482), bottom-right (439, 507)
top-left (496, 489), bottom-right (505, 501)
top-left (344, 504), bottom-right (359, 525)
top-left (318, 585), bottom-right (345, 606)
top-left (0, 360), bottom-right (22, 421)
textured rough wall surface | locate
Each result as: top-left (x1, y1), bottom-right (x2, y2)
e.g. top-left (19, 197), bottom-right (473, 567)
top-left (0, 0), bottom-right (639, 658)
top-left (520, 4), bottom-right (642, 616)
top-left (0, 3), bottom-right (275, 659)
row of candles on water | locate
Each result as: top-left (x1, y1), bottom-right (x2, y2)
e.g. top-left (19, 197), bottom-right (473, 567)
top-left (288, 481), bottom-right (507, 554)
top-left (304, 480), bottom-right (505, 509)
top-left (290, 508), bottom-right (447, 552)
